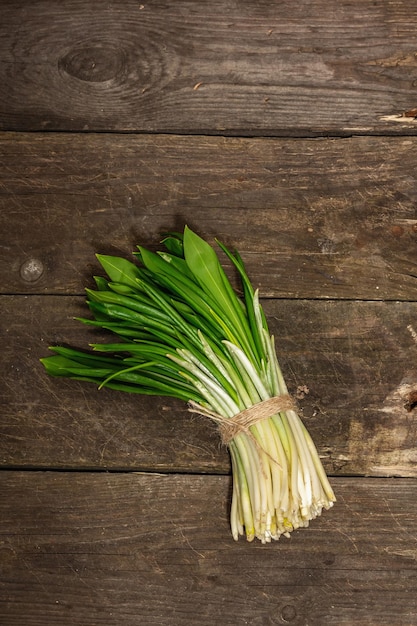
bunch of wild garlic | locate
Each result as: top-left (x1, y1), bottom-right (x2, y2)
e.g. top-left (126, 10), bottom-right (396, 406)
top-left (42, 226), bottom-right (335, 542)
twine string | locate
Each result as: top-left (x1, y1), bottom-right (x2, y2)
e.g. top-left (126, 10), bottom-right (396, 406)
top-left (188, 394), bottom-right (297, 446)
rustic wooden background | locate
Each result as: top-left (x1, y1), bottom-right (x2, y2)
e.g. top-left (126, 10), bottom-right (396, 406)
top-left (1, 1), bottom-right (417, 624)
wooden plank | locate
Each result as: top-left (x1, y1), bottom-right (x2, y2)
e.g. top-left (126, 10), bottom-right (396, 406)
top-left (1, 1), bottom-right (417, 135)
top-left (1, 471), bottom-right (416, 625)
top-left (1, 133), bottom-right (417, 300)
top-left (2, 295), bottom-right (417, 476)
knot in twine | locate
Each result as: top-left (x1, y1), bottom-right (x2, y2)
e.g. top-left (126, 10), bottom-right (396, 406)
top-left (188, 394), bottom-right (297, 446)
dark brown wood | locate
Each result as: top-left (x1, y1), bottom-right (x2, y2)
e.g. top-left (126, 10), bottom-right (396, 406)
top-left (1, 472), bottom-right (416, 626)
top-left (2, 1), bottom-right (417, 621)
top-left (1, 133), bottom-right (417, 300)
top-left (2, 295), bottom-right (417, 477)
top-left (1, 1), bottom-right (417, 135)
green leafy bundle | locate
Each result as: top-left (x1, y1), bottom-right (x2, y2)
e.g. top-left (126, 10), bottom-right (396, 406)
top-left (41, 226), bottom-right (335, 543)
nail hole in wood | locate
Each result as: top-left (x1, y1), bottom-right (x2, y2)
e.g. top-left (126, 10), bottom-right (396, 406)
top-left (404, 390), bottom-right (417, 412)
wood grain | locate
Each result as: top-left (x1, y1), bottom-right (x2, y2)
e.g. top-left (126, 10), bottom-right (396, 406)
top-left (1, 0), bottom-right (417, 135)
top-left (2, 1), bottom-right (417, 622)
top-left (2, 295), bottom-right (417, 477)
top-left (1, 471), bottom-right (416, 626)
top-left (1, 133), bottom-right (417, 300)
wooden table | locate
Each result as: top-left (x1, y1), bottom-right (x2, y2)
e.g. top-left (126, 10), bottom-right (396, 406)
top-left (1, 2), bottom-right (417, 624)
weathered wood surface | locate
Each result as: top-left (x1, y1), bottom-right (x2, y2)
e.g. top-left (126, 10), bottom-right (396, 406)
top-left (2, 295), bottom-right (417, 477)
top-left (1, 472), bottom-right (416, 626)
top-left (2, 0), bottom-right (417, 622)
top-left (1, 0), bottom-right (417, 135)
top-left (1, 133), bottom-right (417, 300)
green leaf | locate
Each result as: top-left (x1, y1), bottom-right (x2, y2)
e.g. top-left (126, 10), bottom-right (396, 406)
top-left (87, 300), bottom-right (148, 327)
top-left (157, 251), bottom-right (195, 281)
top-left (138, 246), bottom-right (197, 289)
top-left (86, 288), bottom-right (170, 324)
top-left (96, 254), bottom-right (142, 289)
top-left (216, 240), bottom-right (267, 362)
top-left (47, 346), bottom-right (122, 367)
top-left (75, 318), bottom-right (149, 340)
top-left (108, 282), bottom-right (137, 295)
top-left (183, 227), bottom-right (258, 363)
top-left (94, 276), bottom-right (109, 291)
top-left (41, 354), bottom-right (115, 379)
top-left (161, 232), bottom-right (184, 257)
top-left (136, 277), bottom-right (201, 348)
